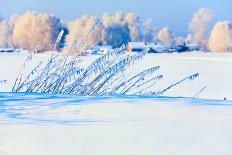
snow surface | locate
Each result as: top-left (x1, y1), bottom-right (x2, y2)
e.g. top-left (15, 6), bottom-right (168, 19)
top-left (0, 93), bottom-right (232, 155)
top-left (0, 52), bottom-right (232, 155)
top-left (0, 52), bottom-right (231, 99)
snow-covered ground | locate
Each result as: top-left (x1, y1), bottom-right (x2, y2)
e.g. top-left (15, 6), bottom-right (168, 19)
top-left (0, 93), bottom-right (232, 155)
top-left (0, 52), bottom-right (232, 155)
top-left (0, 52), bottom-right (231, 99)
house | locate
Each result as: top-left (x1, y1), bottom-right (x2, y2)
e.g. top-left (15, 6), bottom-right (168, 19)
top-left (127, 42), bottom-right (201, 53)
top-left (147, 44), bottom-right (171, 53)
top-left (186, 44), bottom-right (200, 51)
top-left (0, 48), bottom-right (20, 53)
top-left (90, 46), bottom-right (113, 55)
top-left (174, 44), bottom-right (190, 52)
top-left (127, 42), bottom-right (173, 53)
top-left (98, 46), bottom-right (113, 53)
top-left (127, 42), bottom-right (146, 52)
top-left (173, 43), bottom-right (200, 52)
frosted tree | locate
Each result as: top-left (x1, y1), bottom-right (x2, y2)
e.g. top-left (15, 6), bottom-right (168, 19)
top-left (189, 8), bottom-right (213, 49)
top-left (65, 12), bottom-right (132, 52)
top-left (112, 12), bottom-right (126, 25)
top-left (143, 19), bottom-right (155, 42)
top-left (125, 13), bottom-right (142, 41)
top-left (65, 15), bottom-right (102, 54)
top-left (101, 12), bottom-right (130, 48)
top-left (101, 23), bottom-right (130, 48)
top-left (0, 21), bottom-right (9, 47)
top-left (65, 12), bottom-right (160, 50)
top-left (2, 15), bottom-right (20, 48)
top-left (185, 33), bottom-right (193, 44)
top-left (8, 15), bottom-right (20, 32)
top-left (157, 27), bottom-right (174, 47)
top-left (208, 21), bottom-right (232, 52)
top-left (12, 12), bottom-right (62, 51)
top-left (0, 15), bottom-right (14, 48)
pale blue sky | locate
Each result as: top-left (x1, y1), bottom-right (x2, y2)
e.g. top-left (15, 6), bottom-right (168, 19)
top-left (0, 0), bottom-right (231, 36)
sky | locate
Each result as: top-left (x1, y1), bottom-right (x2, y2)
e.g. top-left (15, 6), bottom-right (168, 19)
top-left (0, 0), bottom-right (231, 36)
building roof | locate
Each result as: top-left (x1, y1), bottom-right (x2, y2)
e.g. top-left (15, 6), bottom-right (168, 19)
top-left (128, 42), bottom-right (146, 48)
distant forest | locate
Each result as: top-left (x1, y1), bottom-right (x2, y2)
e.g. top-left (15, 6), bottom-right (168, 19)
top-left (0, 8), bottom-right (232, 52)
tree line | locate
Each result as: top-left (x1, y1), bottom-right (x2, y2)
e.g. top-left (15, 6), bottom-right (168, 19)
top-left (0, 8), bottom-right (232, 52)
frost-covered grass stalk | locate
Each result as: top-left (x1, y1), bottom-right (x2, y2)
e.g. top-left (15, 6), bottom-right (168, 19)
top-left (11, 18), bottom-right (199, 96)
top-left (12, 44), bottom-right (40, 92)
top-left (157, 73), bottom-right (199, 95)
top-left (11, 45), bottom-right (199, 95)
